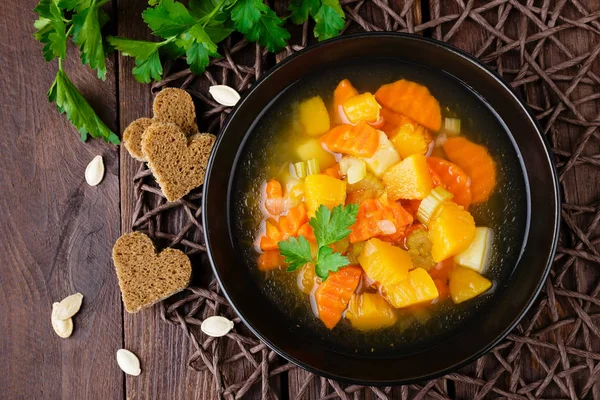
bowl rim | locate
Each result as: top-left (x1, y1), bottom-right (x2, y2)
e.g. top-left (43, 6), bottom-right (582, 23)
top-left (202, 32), bottom-right (561, 385)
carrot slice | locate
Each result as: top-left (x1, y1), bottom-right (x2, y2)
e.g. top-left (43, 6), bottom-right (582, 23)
top-left (380, 108), bottom-right (413, 136)
top-left (321, 121), bottom-right (380, 158)
top-left (427, 157), bottom-right (472, 209)
top-left (429, 167), bottom-right (444, 188)
top-left (257, 250), bottom-right (286, 271)
top-left (350, 198), bottom-right (413, 243)
top-left (266, 179), bottom-right (282, 198)
top-left (375, 79), bottom-right (442, 132)
top-left (442, 137), bottom-right (496, 204)
top-left (323, 163), bottom-right (341, 179)
top-left (315, 265), bottom-right (363, 329)
top-left (259, 236), bottom-right (279, 251)
top-left (279, 204), bottom-right (308, 236)
top-left (298, 222), bottom-right (316, 243)
top-left (331, 79), bottom-right (359, 124)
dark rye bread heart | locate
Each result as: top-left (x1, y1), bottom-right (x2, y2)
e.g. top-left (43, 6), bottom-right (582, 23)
top-left (122, 88), bottom-right (200, 161)
top-left (112, 232), bottom-right (192, 313)
top-left (142, 122), bottom-right (216, 202)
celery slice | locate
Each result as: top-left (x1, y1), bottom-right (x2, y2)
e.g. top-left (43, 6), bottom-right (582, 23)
top-left (444, 118), bottom-right (461, 136)
top-left (417, 187), bottom-right (454, 225)
top-left (307, 158), bottom-right (320, 175)
top-left (293, 161), bottom-right (307, 178)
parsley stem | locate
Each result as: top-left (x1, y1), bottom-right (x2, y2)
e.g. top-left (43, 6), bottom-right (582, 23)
top-left (200, 0), bottom-right (227, 27)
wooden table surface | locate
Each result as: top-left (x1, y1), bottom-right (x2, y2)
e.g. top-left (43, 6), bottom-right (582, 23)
top-left (2, 0), bottom-right (599, 399)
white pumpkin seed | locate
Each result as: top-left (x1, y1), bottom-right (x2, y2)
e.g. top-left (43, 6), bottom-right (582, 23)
top-left (55, 293), bottom-right (84, 321)
top-left (85, 155), bottom-right (105, 186)
top-left (51, 303), bottom-right (73, 339)
top-left (116, 349), bottom-right (141, 376)
top-left (209, 85), bottom-right (241, 107)
top-left (201, 316), bottom-right (234, 337)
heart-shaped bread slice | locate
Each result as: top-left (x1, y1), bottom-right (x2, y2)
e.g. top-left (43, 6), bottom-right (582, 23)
top-left (153, 88), bottom-right (199, 136)
top-left (142, 122), bottom-right (216, 202)
top-left (123, 117), bottom-right (153, 161)
top-left (113, 232), bottom-right (192, 313)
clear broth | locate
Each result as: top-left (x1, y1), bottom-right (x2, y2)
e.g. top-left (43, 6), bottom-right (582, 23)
top-left (232, 59), bottom-right (528, 353)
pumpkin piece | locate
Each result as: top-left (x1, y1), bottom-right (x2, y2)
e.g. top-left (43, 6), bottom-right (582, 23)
top-left (449, 266), bottom-right (492, 304)
top-left (428, 202), bottom-right (476, 262)
top-left (304, 174), bottom-right (346, 217)
top-left (358, 238), bottom-right (411, 292)
top-left (386, 268), bottom-right (439, 308)
top-left (296, 139), bottom-right (336, 169)
top-left (382, 154), bottom-right (433, 200)
top-left (346, 293), bottom-right (397, 331)
top-left (342, 92), bottom-right (382, 124)
top-left (331, 79), bottom-right (359, 124)
top-left (298, 96), bottom-right (330, 136)
top-left (390, 120), bottom-right (432, 158)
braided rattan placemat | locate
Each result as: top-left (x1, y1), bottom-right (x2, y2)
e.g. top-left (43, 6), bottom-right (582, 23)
top-left (130, 1), bottom-right (600, 398)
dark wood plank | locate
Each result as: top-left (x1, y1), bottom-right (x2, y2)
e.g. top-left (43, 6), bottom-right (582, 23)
top-left (0, 1), bottom-right (123, 399)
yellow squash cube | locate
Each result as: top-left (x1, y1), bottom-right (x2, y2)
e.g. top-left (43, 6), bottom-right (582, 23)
top-left (346, 293), bottom-right (397, 331)
top-left (382, 154), bottom-right (433, 200)
top-left (296, 138), bottom-right (336, 169)
top-left (449, 266), bottom-right (492, 304)
top-left (428, 202), bottom-right (476, 262)
top-left (342, 92), bottom-right (382, 124)
top-left (298, 96), bottom-right (330, 136)
top-left (386, 268), bottom-right (439, 308)
top-left (358, 238), bottom-right (411, 289)
top-left (303, 174), bottom-right (346, 216)
top-left (390, 120), bottom-right (432, 158)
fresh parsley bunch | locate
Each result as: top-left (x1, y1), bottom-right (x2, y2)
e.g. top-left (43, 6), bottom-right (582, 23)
top-left (109, 0), bottom-right (346, 84)
top-left (107, 0), bottom-right (291, 83)
top-left (34, 0), bottom-right (120, 144)
top-left (279, 204), bottom-right (358, 280)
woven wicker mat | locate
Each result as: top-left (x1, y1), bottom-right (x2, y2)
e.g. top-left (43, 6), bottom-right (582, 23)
top-left (130, 1), bottom-right (600, 399)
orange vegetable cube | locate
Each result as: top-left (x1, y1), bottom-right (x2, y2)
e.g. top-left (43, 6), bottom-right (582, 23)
top-left (380, 107), bottom-right (409, 136)
top-left (321, 122), bottom-right (380, 158)
top-left (257, 250), bottom-right (286, 271)
top-left (296, 138), bottom-right (336, 169)
top-left (298, 222), bottom-right (316, 243)
top-left (449, 266), bottom-right (492, 304)
top-left (375, 79), bottom-right (442, 132)
top-left (304, 174), bottom-right (346, 217)
top-left (298, 96), bottom-right (330, 136)
top-left (349, 199), bottom-right (413, 243)
top-left (315, 265), bottom-right (362, 329)
top-left (390, 120), bottom-right (432, 158)
top-left (342, 92), bottom-right (382, 124)
top-left (331, 79), bottom-right (359, 124)
top-left (382, 154), bottom-right (433, 200)
top-left (363, 131), bottom-right (401, 177)
top-left (346, 293), bottom-right (397, 331)
top-left (385, 268), bottom-right (439, 308)
top-left (358, 238), bottom-right (412, 290)
top-left (428, 202), bottom-right (476, 262)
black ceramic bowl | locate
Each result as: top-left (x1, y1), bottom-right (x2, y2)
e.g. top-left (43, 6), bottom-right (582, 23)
top-left (202, 33), bottom-right (560, 385)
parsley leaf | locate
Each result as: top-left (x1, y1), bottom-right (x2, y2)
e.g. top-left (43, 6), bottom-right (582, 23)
top-left (231, 0), bottom-right (289, 52)
top-left (289, 0), bottom-right (319, 25)
top-left (142, 0), bottom-right (196, 38)
top-left (278, 203), bottom-right (357, 280)
top-left (288, 0), bottom-right (345, 41)
top-left (313, 0), bottom-right (345, 40)
top-left (106, 37), bottom-right (166, 83)
top-left (34, 0), bottom-right (68, 61)
top-left (71, 0), bottom-right (110, 80)
top-left (58, 0), bottom-right (93, 12)
top-left (310, 204), bottom-right (359, 248)
top-left (279, 236), bottom-right (313, 272)
top-left (315, 246), bottom-right (350, 279)
top-left (177, 24), bottom-right (219, 74)
top-left (48, 65), bottom-right (119, 144)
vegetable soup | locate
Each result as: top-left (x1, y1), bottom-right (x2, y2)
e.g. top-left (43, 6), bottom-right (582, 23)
top-left (233, 61), bottom-right (528, 352)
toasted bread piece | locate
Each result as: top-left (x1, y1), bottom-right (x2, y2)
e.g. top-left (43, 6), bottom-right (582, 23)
top-left (153, 88), bottom-right (199, 135)
top-left (142, 122), bottom-right (216, 202)
top-left (112, 232), bottom-right (192, 313)
top-left (122, 117), bottom-right (154, 161)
